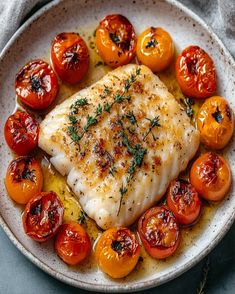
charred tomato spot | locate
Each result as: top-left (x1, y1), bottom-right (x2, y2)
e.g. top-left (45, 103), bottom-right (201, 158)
top-left (30, 75), bottom-right (42, 92)
top-left (199, 152), bottom-right (222, 185)
top-left (145, 209), bottom-right (178, 248)
top-left (111, 228), bottom-right (137, 256)
top-left (172, 180), bottom-right (193, 205)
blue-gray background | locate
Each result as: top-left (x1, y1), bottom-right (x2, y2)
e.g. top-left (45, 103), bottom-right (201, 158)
top-left (0, 0), bottom-right (235, 293)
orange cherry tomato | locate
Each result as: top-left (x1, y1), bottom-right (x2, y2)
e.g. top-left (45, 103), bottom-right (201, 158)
top-left (4, 110), bottom-right (39, 155)
top-left (15, 59), bottom-right (59, 110)
top-left (197, 96), bottom-right (234, 149)
top-left (136, 27), bottom-right (174, 72)
top-left (175, 46), bottom-right (217, 99)
top-left (190, 152), bottom-right (231, 201)
top-left (166, 179), bottom-right (201, 225)
top-left (138, 206), bottom-right (180, 259)
top-left (22, 191), bottom-right (64, 242)
top-left (96, 14), bottom-right (136, 68)
top-left (55, 222), bottom-right (91, 265)
top-left (51, 32), bottom-right (89, 84)
top-left (5, 156), bottom-right (43, 204)
top-left (95, 227), bottom-right (140, 278)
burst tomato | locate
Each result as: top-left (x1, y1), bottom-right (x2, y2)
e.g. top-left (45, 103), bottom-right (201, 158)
top-left (190, 152), bottom-right (231, 201)
top-left (15, 59), bottom-right (58, 110)
top-left (197, 96), bottom-right (234, 149)
top-left (22, 191), bottom-right (64, 242)
top-left (55, 222), bottom-right (91, 265)
top-left (95, 227), bottom-right (140, 278)
top-left (175, 45), bottom-right (217, 99)
top-left (4, 110), bottom-right (39, 155)
top-left (166, 179), bottom-right (201, 225)
top-left (136, 27), bottom-right (174, 72)
top-left (51, 32), bottom-right (89, 84)
top-left (138, 206), bottom-right (180, 259)
top-left (5, 156), bottom-right (43, 204)
top-left (96, 14), bottom-right (136, 68)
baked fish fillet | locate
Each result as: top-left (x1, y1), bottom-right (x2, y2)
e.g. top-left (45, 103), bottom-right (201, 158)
top-left (39, 64), bottom-right (200, 229)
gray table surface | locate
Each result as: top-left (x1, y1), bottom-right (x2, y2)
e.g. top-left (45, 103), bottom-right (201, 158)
top-left (0, 0), bottom-right (235, 293)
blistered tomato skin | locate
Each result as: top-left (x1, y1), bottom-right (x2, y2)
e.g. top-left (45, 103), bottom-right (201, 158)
top-left (96, 14), bottom-right (137, 68)
top-left (136, 27), bottom-right (174, 72)
top-left (4, 110), bottom-right (39, 155)
top-left (138, 206), bottom-right (180, 259)
top-left (197, 96), bottom-right (234, 149)
top-left (95, 227), bottom-right (140, 278)
top-left (5, 156), bottom-right (43, 204)
top-left (51, 32), bottom-right (89, 84)
top-left (55, 222), bottom-right (91, 265)
top-left (15, 59), bottom-right (59, 110)
top-left (22, 191), bottom-right (64, 242)
top-left (175, 46), bottom-right (217, 99)
top-left (166, 180), bottom-right (201, 225)
top-left (190, 152), bottom-right (231, 201)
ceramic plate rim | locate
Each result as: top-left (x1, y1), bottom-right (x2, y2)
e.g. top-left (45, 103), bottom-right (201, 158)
top-left (0, 0), bottom-right (235, 292)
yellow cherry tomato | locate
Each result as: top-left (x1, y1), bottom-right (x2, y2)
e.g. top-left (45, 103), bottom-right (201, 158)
top-left (95, 227), bottom-right (140, 278)
top-left (96, 14), bottom-right (137, 68)
top-left (136, 27), bottom-right (174, 72)
top-left (5, 156), bottom-right (43, 204)
top-left (197, 96), bottom-right (234, 149)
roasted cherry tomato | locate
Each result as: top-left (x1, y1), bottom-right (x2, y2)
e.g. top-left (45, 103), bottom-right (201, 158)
top-left (190, 152), bottom-right (231, 201)
top-left (55, 222), bottom-right (91, 265)
top-left (4, 110), bottom-right (39, 155)
top-left (197, 96), bottom-right (234, 149)
top-left (166, 179), bottom-right (201, 225)
top-left (96, 14), bottom-right (136, 68)
top-left (136, 27), bottom-right (174, 72)
top-left (138, 206), bottom-right (180, 259)
top-left (51, 32), bottom-right (89, 84)
top-left (15, 59), bottom-right (58, 110)
top-left (95, 227), bottom-right (140, 278)
top-left (175, 46), bottom-right (217, 99)
top-left (5, 156), bottom-right (43, 204)
top-left (22, 191), bottom-right (64, 242)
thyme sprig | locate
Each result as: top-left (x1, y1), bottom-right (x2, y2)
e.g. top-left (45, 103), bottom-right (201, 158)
top-left (67, 68), bottom-right (141, 143)
top-left (180, 97), bottom-right (195, 119)
top-left (116, 118), bottom-right (147, 215)
top-left (143, 116), bottom-right (161, 141)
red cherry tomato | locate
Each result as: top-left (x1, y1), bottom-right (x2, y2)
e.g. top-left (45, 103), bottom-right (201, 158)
top-left (51, 32), bottom-right (89, 84)
top-left (4, 110), bottom-right (39, 155)
top-left (55, 222), bottom-right (91, 265)
top-left (175, 45), bottom-right (217, 99)
top-left (15, 59), bottom-right (59, 110)
top-left (166, 179), bottom-right (201, 225)
top-left (138, 206), bottom-right (180, 259)
top-left (22, 191), bottom-right (64, 242)
top-left (96, 14), bottom-right (136, 68)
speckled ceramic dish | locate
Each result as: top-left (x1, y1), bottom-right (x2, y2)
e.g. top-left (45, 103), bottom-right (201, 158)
top-left (0, 0), bottom-right (234, 292)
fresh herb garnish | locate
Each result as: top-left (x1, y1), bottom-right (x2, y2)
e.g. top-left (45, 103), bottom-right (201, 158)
top-left (212, 106), bottom-right (223, 123)
top-left (78, 210), bottom-right (87, 224)
top-left (116, 118), bottom-right (147, 215)
top-left (22, 169), bottom-right (36, 182)
top-left (180, 97), bottom-right (195, 119)
top-left (111, 240), bottom-right (122, 252)
top-left (110, 33), bottom-right (120, 44)
top-left (146, 38), bottom-right (157, 48)
top-left (143, 116), bottom-right (161, 141)
top-left (68, 68), bottom-right (141, 143)
top-left (126, 111), bottom-right (138, 125)
top-left (109, 165), bottom-right (117, 177)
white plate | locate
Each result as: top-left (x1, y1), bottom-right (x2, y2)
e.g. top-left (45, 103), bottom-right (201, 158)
top-left (0, 0), bottom-right (234, 292)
